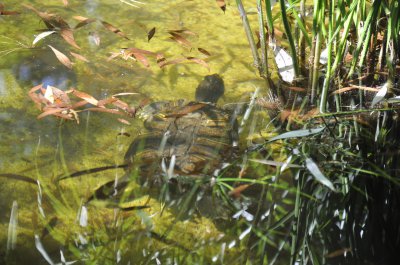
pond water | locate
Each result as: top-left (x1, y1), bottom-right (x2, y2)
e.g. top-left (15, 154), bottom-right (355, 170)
top-left (0, 1), bottom-right (290, 264)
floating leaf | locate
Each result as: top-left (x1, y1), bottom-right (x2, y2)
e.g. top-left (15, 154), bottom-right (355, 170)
top-left (32, 31), bottom-right (56, 45)
top-left (37, 108), bottom-right (67, 119)
top-left (186, 57), bottom-right (209, 70)
top-left (169, 32), bottom-right (191, 48)
top-left (168, 29), bottom-right (197, 36)
top-left (131, 52), bottom-right (150, 67)
top-left (71, 89), bottom-right (98, 106)
top-left (371, 82), bottom-right (389, 108)
top-left (198, 48), bottom-right (211, 56)
top-left (74, 17), bottom-right (97, 29)
top-left (156, 53), bottom-right (167, 68)
top-left (0, 4), bottom-right (20, 15)
top-left (44, 86), bottom-right (55, 104)
top-left (147, 27), bottom-right (156, 42)
top-left (118, 118), bottom-right (131, 125)
top-left (268, 127), bottom-right (325, 142)
top-left (60, 28), bottom-right (80, 49)
top-left (48, 45), bottom-right (73, 69)
top-left (305, 157), bottom-right (336, 191)
top-left (274, 46), bottom-right (294, 83)
top-left (70, 51), bottom-right (89, 62)
top-left (165, 103), bottom-right (207, 118)
top-left (101, 20), bottom-right (129, 39)
top-left (216, 0), bottom-right (226, 12)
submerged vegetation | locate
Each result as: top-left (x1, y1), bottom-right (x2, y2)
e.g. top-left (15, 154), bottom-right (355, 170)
top-left (0, 0), bottom-right (400, 264)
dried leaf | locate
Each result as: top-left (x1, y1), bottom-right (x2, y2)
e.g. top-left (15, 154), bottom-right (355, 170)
top-left (198, 48), bottom-right (211, 56)
top-left (216, 0), bottom-right (226, 12)
top-left (147, 27), bottom-right (156, 42)
top-left (186, 57), bottom-right (209, 70)
top-left (101, 20), bottom-right (129, 39)
top-left (50, 86), bottom-right (71, 106)
top-left (70, 52), bottom-right (89, 62)
top-left (287, 86), bottom-right (306, 92)
top-left (156, 53), bottom-right (167, 68)
top-left (48, 45), bottom-right (73, 69)
top-left (332, 85), bottom-right (379, 95)
top-left (86, 107), bottom-right (124, 115)
top-left (74, 18), bottom-right (97, 29)
top-left (132, 52), bottom-right (150, 67)
top-left (168, 29), bottom-right (197, 36)
top-left (118, 118), bottom-right (131, 125)
top-left (60, 28), bottom-right (80, 49)
top-left (124, 47), bottom-right (155, 56)
top-left (229, 184), bottom-right (250, 198)
top-left (169, 32), bottom-right (191, 48)
top-left (117, 132), bottom-right (131, 137)
top-left (62, 0), bottom-right (69, 6)
top-left (32, 31), bottom-right (56, 45)
top-left (73, 15), bottom-right (90, 21)
top-left (0, 4), bottom-right (20, 15)
top-left (71, 89), bottom-right (98, 106)
top-left (97, 97), bottom-right (118, 107)
top-left (37, 108), bottom-right (66, 119)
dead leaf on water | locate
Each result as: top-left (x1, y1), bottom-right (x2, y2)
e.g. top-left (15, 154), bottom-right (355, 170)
top-left (60, 28), bottom-right (80, 49)
top-left (118, 118), bottom-right (131, 125)
top-left (48, 45), bottom-right (73, 69)
top-left (70, 51), bottom-right (89, 62)
top-left (101, 20), bottom-right (129, 39)
top-left (71, 89), bottom-right (98, 106)
top-left (216, 0), bottom-right (226, 12)
top-left (74, 17), bottom-right (97, 29)
top-left (169, 32), bottom-right (191, 48)
top-left (0, 4), bottom-right (21, 15)
top-left (186, 57), bottom-right (209, 70)
top-left (148, 27), bottom-right (156, 42)
top-left (198, 48), bottom-right (211, 56)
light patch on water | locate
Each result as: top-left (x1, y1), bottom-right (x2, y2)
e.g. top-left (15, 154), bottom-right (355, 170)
top-left (79, 205), bottom-right (88, 227)
top-left (35, 234), bottom-right (54, 265)
top-left (7, 200), bottom-right (18, 251)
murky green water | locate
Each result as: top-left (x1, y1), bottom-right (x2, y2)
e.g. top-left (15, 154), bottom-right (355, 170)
top-left (0, 1), bottom-right (288, 264)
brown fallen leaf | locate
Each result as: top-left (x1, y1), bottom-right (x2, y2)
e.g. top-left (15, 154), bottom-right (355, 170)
top-left (71, 89), bottom-right (98, 106)
top-left (131, 52), bottom-right (150, 67)
top-left (60, 28), bottom-right (80, 49)
top-left (0, 4), bottom-right (20, 15)
top-left (48, 45), bottom-right (73, 69)
top-left (287, 86), bottom-right (306, 92)
top-left (86, 107), bottom-right (124, 115)
top-left (158, 57), bottom-right (186, 68)
top-left (169, 32), bottom-right (191, 48)
top-left (229, 184), bottom-right (250, 198)
top-left (148, 27), bottom-right (156, 42)
top-left (156, 53), bottom-right (167, 68)
top-left (117, 132), bottom-right (131, 137)
top-left (198, 48), bottom-right (211, 57)
top-left (216, 0), bottom-right (226, 12)
top-left (101, 20), bottom-right (129, 39)
top-left (74, 18), bottom-right (97, 29)
top-left (23, 4), bottom-right (70, 29)
top-left (332, 85), bottom-right (379, 95)
top-left (186, 57), bottom-right (209, 70)
top-left (50, 86), bottom-right (71, 106)
top-left (37, 108), bottom-right (67, 119)
top-left (118, 118), bottom-right (131, 125)
top-left (167, 29), bottom-right (197, 36)
top-left (70, 52), bottom-right (89, 62)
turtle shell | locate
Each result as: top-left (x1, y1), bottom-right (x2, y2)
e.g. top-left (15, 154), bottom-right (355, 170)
top-left (124, 100), bottom-right (239, 187)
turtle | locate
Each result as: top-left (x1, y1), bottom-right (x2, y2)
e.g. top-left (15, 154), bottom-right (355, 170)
top-left (122, 74), bottom-right (239, 192)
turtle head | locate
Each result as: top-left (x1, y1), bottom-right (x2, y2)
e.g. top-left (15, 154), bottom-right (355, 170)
top-left (195, 74), bottom-right (224, 103)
